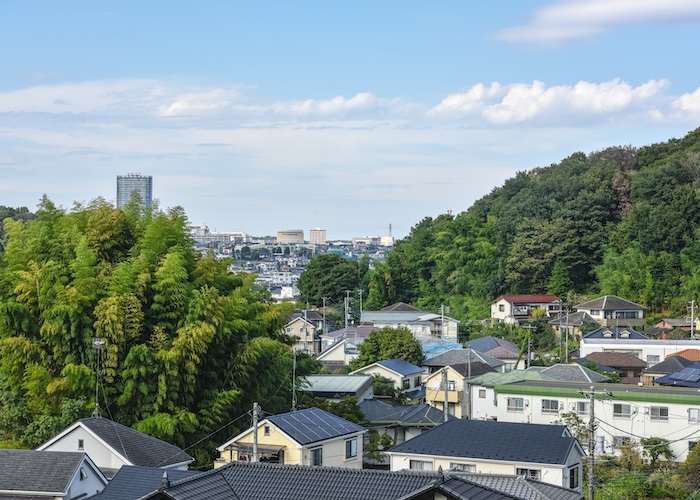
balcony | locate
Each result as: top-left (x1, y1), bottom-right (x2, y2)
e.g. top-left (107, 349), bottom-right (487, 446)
top-left (426, 389), bottom-right (463, 403)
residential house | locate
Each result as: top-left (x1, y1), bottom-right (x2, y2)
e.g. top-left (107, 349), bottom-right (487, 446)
top-left (491, 294), bottom-right (561, 326)
top-left (301, 374), bottom-right (374, 403)
top-left (320, 325), bottom-right (380, 351)
top-left (292, 308), bottom-right (324, 331)
top-left (579, 351), bottom-right (647, 384)
top-left (667, 349), bottom-right (700, 362)
top-left (494, 380), bottom-right (700, 462)
top-left (0, 449), bottom-right (107, 500)
top-left (283, 316), bottom-right (321, 355)
top-left (95, 465), bottom-right (201, 500)
top-left (463, 336), bottom-right (523, 371)
top-left (350, 358), bottom-right (426, 401)
top-left (360, 302), bottom-right (460, 342)
top-left (653, 362), bottom-right (700, 388)
top-left (140, 460), bottom-right (583, 500)
top-left (655, 318), bottom-right (695, 333)
top-left (641, 356), bottom-right (694, 386)
top-left (358, 398), bottom-right (452, 464)
top-left (423, 348), bottom-right (506, 374)
top-left (548, 311), bottom-right (598, 339)
top-left (387, 419), bottom-right (585, 492)
top-left (573, 295), bottom-right (646, 328)
top-left (468, 365), bottom-right (609, 421)
top-left (315, 339), bottom-right (359, 371)
top-left (424, 362), bottom-right (496, 419)
top-left (37, 417), bottom-right (194, 479)
top-left (215, 407), bottom-right (366, 468)
top-left (578, 331), bottom-right (700, 367)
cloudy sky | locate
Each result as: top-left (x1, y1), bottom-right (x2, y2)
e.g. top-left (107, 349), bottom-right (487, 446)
top-left (1, 1), bottom-right (700, 240)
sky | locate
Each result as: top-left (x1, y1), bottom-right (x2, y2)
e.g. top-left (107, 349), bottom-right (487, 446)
top-left (1, 1), bottom-right (700, 240)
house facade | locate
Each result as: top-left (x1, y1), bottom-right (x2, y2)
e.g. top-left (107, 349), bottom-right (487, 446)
top-left (215, 407), bottom-right (366, 469)
top-left (579, 337), bottom-right (700, 367)
top-left (350, 359), bottom-right (425, 401)
top-left (491, 294), bottom-right (561, 326)
top-left (573, 295), bottom-right (646, 328)
top-left (495, 380), bottom-right (700, 462)
top-left (387, 419), bottom-right (585, 492)
top-left (283, 316), bottom-right (321, 355)
top-left (360, 303), bottom-right (460, 341)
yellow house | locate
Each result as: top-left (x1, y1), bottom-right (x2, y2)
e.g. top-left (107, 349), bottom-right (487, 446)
top-left (215, 407), bottom-right (366, 469)
top-left (284, 316), bottom-right (321, 355)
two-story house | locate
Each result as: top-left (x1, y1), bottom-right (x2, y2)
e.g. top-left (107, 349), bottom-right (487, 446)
top-left (491, 295), bottom-right (561, 326)
top-left (283, 316), bottom-right (321, 355)
top-left (495, 380), bottom-right (700, 462)
top-left (424, 362), bottom-right (496, 418)
top-left (215, 407), bottom-right (366, 468)
top-left (387, 419), bottom-right (585, 492)
top-left (350, 359), bottom-right (425, 401)
top-left (573, 295), bottom-right (646, 328)
top-left (360, 303), bottom-right (460, 342)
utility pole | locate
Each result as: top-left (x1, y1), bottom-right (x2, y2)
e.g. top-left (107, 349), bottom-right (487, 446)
top-left (689, 300), bottom-right (696, 340)
top-left (291, 350), bottom-right (297, 411)
top-left (322, 297), bottom-right (330, 336)
top-left (578, 386), bottom-right (611, 500)
top-left (358, 290), bottom-right (363, 318)
top-left (462, 345), bottom-right (472, 419)
top-left (522, 325), bottom-right (535, 368)
top-left (91, 338), bottom-right (104, 417)
top-left (345, 290), bottom-right (353, 329)
top-left (252, 402), bottom-right (260, 462)
top-left (442, 367), bottom-right (449, 423)
top-left (564, 306), bottom-right (570, 362)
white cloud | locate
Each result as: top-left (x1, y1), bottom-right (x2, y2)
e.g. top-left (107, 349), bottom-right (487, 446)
top-left (672, 88), bottom-right (700, 115)
top-left (498, 0), bottom-right (700, 43)
top-left (158, 88), bottom-right (242, 116)
top-left (429, 79), bottom-right (672, 124)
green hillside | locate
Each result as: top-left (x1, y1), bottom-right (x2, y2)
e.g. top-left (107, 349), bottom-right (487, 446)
top-left (365, 127), bottom-right (700, 320)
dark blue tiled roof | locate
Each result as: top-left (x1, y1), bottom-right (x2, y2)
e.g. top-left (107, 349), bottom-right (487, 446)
top-left (267, 407), bottom-right (366, 445)
top-left (0, 450), bottom-right (90, 494)
top-left (654, 362), bottom-right (700, 388)
top-left (96, 466), bottom-right (201, 500)
top-left (375, 358), bottom-right (424, 376)
top-left (78, 417), bottom-right (194, 468)
top-left (389, 419), bottom-right (579, 465)
top-left (583, 327), bottom-right (647, 340)
top-left (359, 399), bottom-right (452, 425)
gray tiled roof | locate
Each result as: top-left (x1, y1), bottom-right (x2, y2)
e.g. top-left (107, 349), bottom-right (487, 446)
top-left (423, 349), bottom-right (506, 369)
top-left (359, 399), bottom-right (452, 425)
top-left (548, 311), bottom-right (597, 327)
top-left (0, 449), bottom-right (86, 494)
top-left (574, 295), bottom-right (646, 311)
top-left (381, 302), bottom-right (422, 312)
top-left (464, 336), bottom-right (519, 356)
top-left (373, 358), bottom-right (424, 376)
top-left (454, 473), bottom-right (582, 500)
top-left (539, 364), bottom-right (611, 383)
top-left (142, 461), bottom-right (580, 500)
top-left (644, 356), bottom-right (694, 374)
top-left (76, 417), bottom-right (194, 468)
top-left (266, 407), bottom-right (366, 445)
top-left (583, 327), bottom-right (647, 340)
top-left (583, 351), bottom-right (647, 369)
top-left (389, 419), bottom-right (579, 465)
top-left (96, 466), bottom-right (201, 500)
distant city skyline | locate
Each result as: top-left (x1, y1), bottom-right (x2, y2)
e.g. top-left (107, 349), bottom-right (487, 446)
top-left (2, 2), bottom-right (700, 240)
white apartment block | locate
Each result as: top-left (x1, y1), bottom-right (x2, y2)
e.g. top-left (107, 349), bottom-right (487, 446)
top-left (495, 380), bottom-right (700, 463)
top-left (580, 338), bottom-right (700, 367)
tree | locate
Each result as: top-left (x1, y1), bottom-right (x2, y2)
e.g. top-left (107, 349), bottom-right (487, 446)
top-left (680, 441), bottom-right (700, 489)
top-left (297, 254), bottom-right (359, 306)
top-left (640, 437), bottom-right (674, 467)
top-left (350, 327), bottom-right (423, 370)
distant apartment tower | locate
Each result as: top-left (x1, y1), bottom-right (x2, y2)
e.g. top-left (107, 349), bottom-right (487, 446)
top-left (309, 228), bottom-right (326, 245)
top-left (277, 229), bottom-right (304, 244)
top-left (117, 173), bottom-right (152, 209)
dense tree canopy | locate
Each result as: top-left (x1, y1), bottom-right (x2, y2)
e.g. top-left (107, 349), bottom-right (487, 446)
top-left (0, 198), bottom-right (316, 465)
top-left (350, 327), bottom-right (424, 370)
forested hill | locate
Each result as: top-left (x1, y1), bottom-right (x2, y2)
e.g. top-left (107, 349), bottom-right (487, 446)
top-left (365, 127), bottom-right (700, 320)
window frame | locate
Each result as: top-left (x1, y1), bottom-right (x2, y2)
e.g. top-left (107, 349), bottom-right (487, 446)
top-left (402, 378), bottom-right (410, 390)
top-left (690, 408), bottom-right (700, 424)
top-left (409, 459), bottom-right (433, 471)
top-left (576, 401), bottom-right (590, 416)
top-left (516, 468), bottom-right (541, 480)
top-left (507, 397), bottom-right (524, 412)
top-left (541, 399), bottom-right (560, 414)
top-left (650, 406), bottom-right (669, 421)
top-left (613, 403), bottom-right (631, 418)
top-left (450, 462), bottom-right (476, 472)
top-left (310, 447), bottom-right (323, 466)
top-left (345, 438), bottom-right (357, 459)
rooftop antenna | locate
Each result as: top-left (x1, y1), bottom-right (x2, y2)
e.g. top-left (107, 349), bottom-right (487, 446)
top-left (91, 338), bottom-right (105, 417)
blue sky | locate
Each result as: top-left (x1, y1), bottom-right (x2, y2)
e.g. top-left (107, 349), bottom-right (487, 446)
top-left (1, 1), bottom-right (700, 240)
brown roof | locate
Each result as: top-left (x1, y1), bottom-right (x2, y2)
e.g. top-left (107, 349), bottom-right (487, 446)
top-left (493, 294), bottom-right (560, 304)
top-left (585, 351), bottom-right (647, 368)
top-left (667, 349), bottom-right (700, 361)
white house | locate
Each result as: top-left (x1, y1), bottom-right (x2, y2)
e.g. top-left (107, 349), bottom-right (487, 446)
top-left (579, 336), bottom-right (700, 367)
top-left (495, 379), bottom-right (700, 462)
top-left (387, 419), bottom-right (585, 492)
top-left (360, 303), bottom-right (460, 341)
top-left (491, 294), bottom-right (561, 326)
top-left (350, 358), bottom-right (425, 401)
top-left (573, 295), bottom-right (646, 328)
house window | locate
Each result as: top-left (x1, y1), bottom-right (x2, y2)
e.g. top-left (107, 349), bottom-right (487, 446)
top-left (414, 376), bottom-right (422, 387)
top-left (479, 389), bottom-right (486, 399)
top-left (569, 465), bottom-right (580, 489)
top-left (78, 439), bottom-right (84, 450)
top-left (499, 304), bottom-right (505, 312)
top-left (690, 408), bottom-right (700, 423)
top-left (345, 439), bottom-right (357, 459)
top-left (286, 327), bottom-right (292, 333)
top-left (613, 403), bottom-right (631, 418)
top-left (395, 428), bottom-right (406, 444)
top-left (646, 355), bottom-right (660, 367)
top-left (79, 467), bottom-right (88, 480)
top-left (264, 425), bottom-right (271, 436)
top-left (450, 463), bottom-right (476, 472)
top-left (410, 460), bottom-right (433, 471)
top-left (310, 447), bottom-right (323, 466)
top-left (591, 310), bottom-right (600, 316)
top-left (613, 436), bottom-right (631, 449)
top-left (402, 378), bottom-right (410, 390)
top-left (507, 397), bottom-right (524, 412)
top-left (447, 380), bottom-right (456, 391)
top-left (541, 399), bottom-right (559, 414)
top-left (576, 402), bottom-right (590, 416)
top-left (516, 468), bottom-right (541, 480)
top-left (650, 406), bottom-right (669, 421)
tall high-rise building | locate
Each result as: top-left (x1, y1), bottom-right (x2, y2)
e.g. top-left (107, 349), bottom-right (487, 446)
top-left (117, 173), bottom-right (152, 209)
top-left (309, 228), bottom-right (327, 245)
